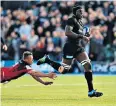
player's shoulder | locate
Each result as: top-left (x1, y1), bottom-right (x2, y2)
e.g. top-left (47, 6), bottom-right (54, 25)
top-left (68, 15), bottom-right (74, 21)
top-left (19, 60), bottom-right (32, 69)
top-left (66, 15), bottom-right (75, 26)
top-left (12, 62), bottom-right (19, 67)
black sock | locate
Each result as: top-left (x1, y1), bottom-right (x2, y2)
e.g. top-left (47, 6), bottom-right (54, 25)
top-left (46, 58), bottom-right (61, 71)
top-left (84, 72), bottom-right (94, 92)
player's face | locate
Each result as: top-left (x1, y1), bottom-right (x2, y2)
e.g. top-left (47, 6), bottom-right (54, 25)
top-left (26, 55), bottom-right (33, 65)
top-left (76, 9), bottom-right (83, 19)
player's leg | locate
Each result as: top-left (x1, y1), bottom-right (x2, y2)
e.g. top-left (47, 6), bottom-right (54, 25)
top-left (76, 51), bottom-right (103, 97)
top-left (61, 58), bottom-right (74, 73)
top-left (76, 52), bottom-right (93, 91)
top-left (37, 55), bottom-right (72, 74)
top-left (37, 42), bottom-right (74, 74)
top-left (60, 42), bottom-right (76, 73)
top-left (0, 67), bottom-right (10, 83)
top-left (0, 67), bottom-right (5, 83)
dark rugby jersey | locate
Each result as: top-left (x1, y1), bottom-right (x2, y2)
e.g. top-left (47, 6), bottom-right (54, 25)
top-left (66, 15), bottom-right (84, 44)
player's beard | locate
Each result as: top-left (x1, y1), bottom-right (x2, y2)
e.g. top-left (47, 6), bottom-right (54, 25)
top-left (75, 11), bottom-right (83, 19)
top-left (76, 14), bottom-right (82, 19)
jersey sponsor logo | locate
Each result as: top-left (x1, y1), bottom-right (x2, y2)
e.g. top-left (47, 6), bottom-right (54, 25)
top-left (66, 55), bottom-right (73, 59)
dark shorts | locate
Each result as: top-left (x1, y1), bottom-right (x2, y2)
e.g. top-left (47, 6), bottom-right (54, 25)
top-left (63, 42), bottom-right (85, 59)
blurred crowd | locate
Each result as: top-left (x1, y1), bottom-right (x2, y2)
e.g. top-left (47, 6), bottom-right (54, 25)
top-left (1, 1), bottom-right (116, 62)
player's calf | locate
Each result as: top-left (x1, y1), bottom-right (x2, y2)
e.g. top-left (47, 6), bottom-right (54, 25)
top-left (37, 55), bottom-right (71, 74)
top-left (80, 59), bottom-right (103, 97)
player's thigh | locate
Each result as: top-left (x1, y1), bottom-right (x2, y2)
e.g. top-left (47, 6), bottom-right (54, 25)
top-left (0, 67), bottom-right (9, 83)
top-left (63, 42), bottom-right (76, 63)
top-left (76, 52), bottom-right (89, 62)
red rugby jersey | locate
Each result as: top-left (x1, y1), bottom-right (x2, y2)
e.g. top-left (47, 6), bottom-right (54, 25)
top-left (1, 60), bottom-right (33, 83)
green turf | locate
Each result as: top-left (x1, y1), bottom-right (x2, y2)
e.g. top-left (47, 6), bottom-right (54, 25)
top-left (1, 75), bottom-right (116, 106)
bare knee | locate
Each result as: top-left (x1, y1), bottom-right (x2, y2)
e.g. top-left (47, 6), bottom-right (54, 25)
top-left (58, 58), bottom-right (72, 74)
top-left (80, 60), bottom-right (92, 72)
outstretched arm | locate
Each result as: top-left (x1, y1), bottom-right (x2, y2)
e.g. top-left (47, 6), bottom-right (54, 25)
top-left (28, 70), bottom-right (57, 79)
top-left (31, 75), bottom-right (53, 85)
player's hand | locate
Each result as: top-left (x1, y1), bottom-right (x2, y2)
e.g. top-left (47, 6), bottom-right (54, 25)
top-left (85, 32), bottom-right (90, 37)
top-left (83, 36), bottom-right (90, 43)
top-left (48, 72), bottom-right (57, 79)
top-left (84, 27), bottom-right (91, 37)
top-left (43, 81), bottom-right (53, 85)
top-left (3, 44), bottom-right (8, 51)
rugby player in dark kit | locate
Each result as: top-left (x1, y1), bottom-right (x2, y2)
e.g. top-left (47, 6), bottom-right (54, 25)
top-left (0, 51), bottom-right (57, 85)
top-left (37, 5), bottom-right (103, 97)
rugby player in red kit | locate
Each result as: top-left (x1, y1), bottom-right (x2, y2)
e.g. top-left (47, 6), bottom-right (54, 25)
top-left (0, 51), bottom-right (57, 85)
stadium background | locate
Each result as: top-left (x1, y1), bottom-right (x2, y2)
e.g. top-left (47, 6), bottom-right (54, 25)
top-left (1, 1), bottom-right (116, 73)
top-left (1, 1), bottom-right (116, 106)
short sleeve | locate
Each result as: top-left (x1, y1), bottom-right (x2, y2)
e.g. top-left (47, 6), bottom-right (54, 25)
top-left (25, 65), bottom-right (33, 74)
top-left (67, 18), bottom-right (74, 27)
top-left (26, 65), bottom-right (32, 70)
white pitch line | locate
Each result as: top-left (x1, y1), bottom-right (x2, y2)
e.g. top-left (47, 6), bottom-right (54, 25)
top-left (1, 82), bottom-right (116, 88)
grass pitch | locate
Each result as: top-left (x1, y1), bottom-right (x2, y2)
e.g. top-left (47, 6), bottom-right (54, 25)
top-left (1, 75), bottom-right (116, 106)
